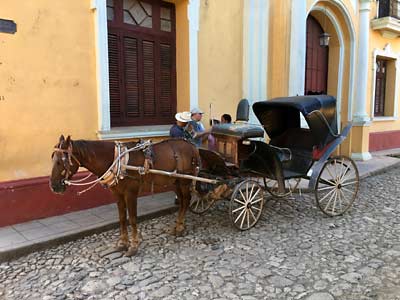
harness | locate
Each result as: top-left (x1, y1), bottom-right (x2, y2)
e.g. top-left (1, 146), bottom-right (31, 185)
top-left (53, 140), bottom-right (153, 195)
top-left (99, 142), bottom-right (130, 187)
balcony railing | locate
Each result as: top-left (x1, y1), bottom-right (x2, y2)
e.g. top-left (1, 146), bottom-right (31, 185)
top-left (372, 0), bottom-right (400, 38)
top-left (379, 0), bottom-right (400, 19)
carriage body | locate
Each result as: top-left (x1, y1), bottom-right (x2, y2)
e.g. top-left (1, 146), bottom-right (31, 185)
top-left (191, 96), bottom-right (360, 229)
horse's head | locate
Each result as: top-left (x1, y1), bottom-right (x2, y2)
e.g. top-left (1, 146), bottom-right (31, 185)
top-left (49, 135), bottom-right (80, 194)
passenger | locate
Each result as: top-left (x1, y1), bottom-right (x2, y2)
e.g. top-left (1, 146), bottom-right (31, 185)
top-left (221, 113), bottom-right (232, 124)
top-left (169, 111), bottom-right (193, 140)
top-left (189, 107), bottom-right (210, 147)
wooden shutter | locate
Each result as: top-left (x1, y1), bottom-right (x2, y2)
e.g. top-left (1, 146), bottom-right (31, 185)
top-left (123, 36), bottom-right (140, 117)
top-left (107, 0), bottom-right (176, 127)
top-left (159, 42), bottom-right (173, 117)
top-left (305, 15), bottom-right (329, 96)
top-left (108, 33), bottom-right (122, 123)
top-left (374, 59), bottom-right (387, 117)
top-left (142, 40), bottom-right (156, 117)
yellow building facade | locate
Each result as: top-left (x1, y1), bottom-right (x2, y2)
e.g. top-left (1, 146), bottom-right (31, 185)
top-left (0, 0), bottom-right (400, 223)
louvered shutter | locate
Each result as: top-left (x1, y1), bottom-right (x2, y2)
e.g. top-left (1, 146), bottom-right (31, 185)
top-left (142, 40), bottom-right (156, 117)
top-left (159, 43), bottom-right (174, 117)
top-left (107, 0), bottom-right (176, 126)
top-left (123, 36), bottom-right (140, 117)
top-left (108, 33), bottom-right (122, 124)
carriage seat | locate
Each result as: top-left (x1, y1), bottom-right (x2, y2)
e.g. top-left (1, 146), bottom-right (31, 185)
top-left (270, 145), bottom-right (292, 162)
top-left (211, 123), bottom-right (264, 139)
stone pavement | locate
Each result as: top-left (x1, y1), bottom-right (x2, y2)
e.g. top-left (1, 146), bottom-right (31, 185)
top-left (0, 192), bottom-right (177, 262)
top-left (0, 151), bottom-right (399, 264)
top-left (1, 162), bottom-right (400, 299)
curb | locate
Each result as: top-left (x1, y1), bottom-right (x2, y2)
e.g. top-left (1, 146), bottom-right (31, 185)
top-left (359, 159), bottom-right (400, 180)
top-left (0, 205), bottom-right (178, 263)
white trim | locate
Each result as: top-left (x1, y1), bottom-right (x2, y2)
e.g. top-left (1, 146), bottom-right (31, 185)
top-left (92, 0), bottom-right (111, 132)
top-left (372, 116), bottom-right (398, 122)
top-left (93, 0), bottom-right (195, 138)
top-left (304, 0), bottom-right (356, 122)
top-left (288, 0), bottom-right (307, 97)
top-left (351, 152), bottom-right (372, 161)
top-left (188, 0), bottom-right (200, 110)
top-left (97, 125), bottom-right (171, 140)
top-left (353, 0), bottom-right (371, 124)
top-left (290, 1), bottom-right (356, 123)
top-left (370, 44), bottom-right (400, 120)
top-left (313, 6), bottom-right (344, 132)
top-left (242, 0), bottom-right (268, 124)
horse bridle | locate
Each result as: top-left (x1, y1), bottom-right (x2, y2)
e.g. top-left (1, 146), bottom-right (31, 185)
top-left (52, 144), bottom-right (81, 182)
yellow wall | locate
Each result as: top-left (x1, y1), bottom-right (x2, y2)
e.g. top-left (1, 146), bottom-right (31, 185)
top-left (0, 0), bottom-right (98, 181)
top-left (268, 0), bottom-right (291, 99)
top-left (166, 0), bottom-right (190, 112)
top-left (368, 28), bottom-right (400, 135)
top-left (198, 0), bottom-right (243, 124)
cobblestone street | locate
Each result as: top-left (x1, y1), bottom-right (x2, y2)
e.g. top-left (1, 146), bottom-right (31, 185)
top-left (1, 167), bottom-right (400, 300)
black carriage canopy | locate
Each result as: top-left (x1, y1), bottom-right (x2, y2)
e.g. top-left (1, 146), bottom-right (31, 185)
top-left (253, 95), bottom-right (338, 150)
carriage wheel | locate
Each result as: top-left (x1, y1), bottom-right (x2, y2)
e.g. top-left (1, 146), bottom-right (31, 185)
top-left (315, 155), bottom-right (359, 217)
top-left (189, 191), bottom-right (214, 214)
top-left (230, 179), bottom-right (264, 230)
top-left (264, 178), bottom-right (301, 198)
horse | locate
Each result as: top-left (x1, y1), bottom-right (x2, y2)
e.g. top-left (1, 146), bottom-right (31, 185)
top-left (50, 135), bottom-right (200, 256)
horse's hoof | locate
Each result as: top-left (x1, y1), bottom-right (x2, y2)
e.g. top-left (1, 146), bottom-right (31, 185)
top-left (124, 247), bottom-right (138, 257)
top-left (175, 229), bottom-right (185, 237)
top-left (115, 240), bottom-right (129, 252)
top-left (115, 244), bottom-right (128, 252)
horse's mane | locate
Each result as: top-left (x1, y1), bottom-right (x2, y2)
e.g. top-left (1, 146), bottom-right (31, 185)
top-left (72, 140), bottom-right (96, 158)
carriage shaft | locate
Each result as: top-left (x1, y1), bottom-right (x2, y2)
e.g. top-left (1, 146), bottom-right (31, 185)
top-left (124, 165), bottom-right (219, 184)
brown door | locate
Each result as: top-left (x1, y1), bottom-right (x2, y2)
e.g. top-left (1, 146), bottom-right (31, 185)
top-left (304, 15), bottom-right (329, 95)
top-left (107, 0), bottom-right (176, 127)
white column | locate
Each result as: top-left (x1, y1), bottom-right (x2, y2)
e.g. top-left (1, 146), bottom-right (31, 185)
top-left (242, 0), bottom-right (269, 124)
top-left (353, 0), bottom-right (371, 124)
top-left (91, 0), bottom-right (111, 132)
top-left (188, 0), bottom-right (200, 110)
top-left (288, 0), bottom-right (307, 96)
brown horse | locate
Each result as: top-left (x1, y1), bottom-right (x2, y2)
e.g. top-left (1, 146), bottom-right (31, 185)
top-left (50, 135), bottom-right (200, 256)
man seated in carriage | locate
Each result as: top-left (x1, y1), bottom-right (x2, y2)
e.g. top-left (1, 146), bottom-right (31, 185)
top-left (189, 107), bottom-right (210, 147)
top-left (169, 111), bottom-right (193, 140)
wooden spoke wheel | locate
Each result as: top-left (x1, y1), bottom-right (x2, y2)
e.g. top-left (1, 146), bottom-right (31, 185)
top-left (230, 179), bottom-right (264, 230)
top-left (264, 178), bottom-right (301, 198)
top-left (315, 156), bottom-right (359, 217)
top-left (189, 191), bottom-right (214, 214)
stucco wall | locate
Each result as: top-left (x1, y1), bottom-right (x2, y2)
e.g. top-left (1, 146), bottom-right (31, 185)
top-left (0, 0), bottom-right (98, 181)
top-left (198, 0), bottom-right (243, 124)
top-left (368, 30), bottom-right (400, 134)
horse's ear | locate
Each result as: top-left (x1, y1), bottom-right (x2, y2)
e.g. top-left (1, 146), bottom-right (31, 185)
top-left (59, 135), bottom-right (65, 142)
top-left (65, 135), bottom-right (71, 146)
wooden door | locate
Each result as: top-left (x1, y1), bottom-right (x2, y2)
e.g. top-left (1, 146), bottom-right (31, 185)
top-left (107, 0), bottom-right (176, 126)
top-left (304, 15), bottom-right (329, 95)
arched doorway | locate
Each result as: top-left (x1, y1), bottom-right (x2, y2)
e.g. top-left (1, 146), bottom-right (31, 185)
top-left (304, 15), bottom-right (328, 95)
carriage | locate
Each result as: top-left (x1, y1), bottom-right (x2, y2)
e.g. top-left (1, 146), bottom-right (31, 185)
top-left (189, 95), bottom-right (360, 230)
top-left (51, 95), bottom-right (360, 256)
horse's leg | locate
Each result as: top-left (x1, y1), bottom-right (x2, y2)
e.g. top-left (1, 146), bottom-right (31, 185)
top-left (125, 187), bottom-right (140, 257)
top-left (115, 193), bottom-right (129, 251)
top-left (172, 181), bottom-right (191, 237)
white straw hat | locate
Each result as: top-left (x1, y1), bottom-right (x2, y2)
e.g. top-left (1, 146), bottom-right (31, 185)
top-left (175, 111), bottom-right (192, 122)
top-left (190, 107), bottom-right (204, 114)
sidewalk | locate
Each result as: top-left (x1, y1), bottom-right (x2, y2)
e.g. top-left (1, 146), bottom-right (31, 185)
top-left (0, 192), bottom-right (177, 262)
top-left (1, 151), bottom-right (399, 262)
